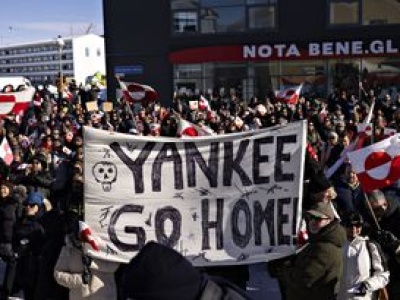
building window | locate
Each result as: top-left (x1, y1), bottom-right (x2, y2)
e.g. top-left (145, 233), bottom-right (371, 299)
top-left (201, 6), bottom-right (245, 33)
top-left (329, 0), bottom-right (400, 26)
top-left (173, 11), bottom-right (198, 33)
top-left (85, 47), bottom-right (90, 57)
top-left (171, 0), bottom-right (276, 34)
top-left (248, 5), bottom-right (275, 29)
top-left (171, 0), bottom-right (199, 9)
top-left (329, 0), bottom-right (359, 25)
top-left (362, 0), bottom-right (400, 25)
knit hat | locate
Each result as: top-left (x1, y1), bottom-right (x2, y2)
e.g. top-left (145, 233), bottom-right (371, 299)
top-left (121, 241), bottom-right (203, 300)
top-left (308, 173), bottom-right (332, 194)
top-left (0, 180), bottom-right (14, 193)
top-left (343, 212), bottom-right (364, 227)
top-left (26, 191), bottom-right (44, 206)
top-left (307, 202), bottom-right (335, 220)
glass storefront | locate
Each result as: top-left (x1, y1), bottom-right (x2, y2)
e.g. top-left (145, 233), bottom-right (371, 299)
top-left (173, 57), bottom-right (400, 99)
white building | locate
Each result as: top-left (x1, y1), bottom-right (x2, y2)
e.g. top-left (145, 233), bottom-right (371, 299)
top-left (0, 34), bottom-right (105, 86)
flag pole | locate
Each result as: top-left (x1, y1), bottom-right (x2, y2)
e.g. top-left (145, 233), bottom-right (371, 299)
top-left (362, 191), bottom-right (381, 230)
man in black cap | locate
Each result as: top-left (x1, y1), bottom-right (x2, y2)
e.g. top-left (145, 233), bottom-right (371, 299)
top-left (120, 241), bottom-right (251, 300)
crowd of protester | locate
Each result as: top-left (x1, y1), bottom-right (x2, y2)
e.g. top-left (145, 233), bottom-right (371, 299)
top-left (0, 78), bottom-right (398, 299)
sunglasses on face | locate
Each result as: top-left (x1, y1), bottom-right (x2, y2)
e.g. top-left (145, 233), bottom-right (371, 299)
top-left (306, 215), bottom-right (329, 222)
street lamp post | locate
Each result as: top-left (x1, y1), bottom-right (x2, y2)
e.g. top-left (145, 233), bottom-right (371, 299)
top-left (56, 36), bottom-right (65, 101)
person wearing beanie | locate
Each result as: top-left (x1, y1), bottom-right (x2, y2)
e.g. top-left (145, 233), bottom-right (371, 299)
top-left (120, 241), bottom-right (251, 300)
top-left (11, 191), bottom-right (46, 300)
top-left (271, 202), bottom-right (346, 300)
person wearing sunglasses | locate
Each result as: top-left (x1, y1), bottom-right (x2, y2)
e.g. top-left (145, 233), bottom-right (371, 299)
top-left (337, 212), bottom-right (389, 300)
top-left (271, 202), bottom-right (346, 300)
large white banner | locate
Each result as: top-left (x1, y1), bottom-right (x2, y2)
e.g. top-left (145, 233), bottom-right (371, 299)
top-left (84, 121), bottom-right (306, 266)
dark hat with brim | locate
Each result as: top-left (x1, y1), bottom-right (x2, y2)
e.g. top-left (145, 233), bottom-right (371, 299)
top-left (307, 202), bottom-right (335, 220)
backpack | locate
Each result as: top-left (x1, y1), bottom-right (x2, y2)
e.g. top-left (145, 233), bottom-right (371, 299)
top-left (365, 239), bottom-right (389, 300)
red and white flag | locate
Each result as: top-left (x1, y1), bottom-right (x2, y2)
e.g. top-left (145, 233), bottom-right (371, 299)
top-left (357, 123), bottom-right (373, 137)
top-left (189, 100), bottom-right (199, 111)
top-left (325, 99), bottom-right (376, 179)
top-left (116, 77), bottom-right (158, 103)
top-left (347, 134), bottom-right (400, 192)
top-left (383, 127), bottom-right (397, 138)
top-left (177, 118), bottom-right (215, 138)
top-left (0, 86), bottom-right (35, 117)
top-left (79, 221), bottom-right (100, 251)
top-left (275, 83), bottom-right (303, 104)
top-left (0, 137), bottom-right (13, 166)
top-left (199, 95), bottom-right (210, 111)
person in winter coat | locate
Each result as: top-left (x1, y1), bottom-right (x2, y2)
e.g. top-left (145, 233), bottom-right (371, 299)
top-left (13, 191), bottom-right (46, 300)
top-left (0, 180), bottom-right (18, 299)
top-left (337, 212), bottom-right (389, 300)
top-left (274, 202), bottom-right (346, 300)
top-left (0, 180), bottom-right (18, 259)
top-left (365, 189), bottom-right (400, 299)
top-left (333, 164), bottom-right (364, 219)
top-left (120, 241), bottom-right (251, 300)
top-left (17, 153), bottom-right (53, 200)
top-left (54, 212), bottom-right (118, 300)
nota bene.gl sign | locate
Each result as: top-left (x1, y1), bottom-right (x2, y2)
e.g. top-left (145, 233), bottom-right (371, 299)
top-left (169, 39), bottom-right (399, 63)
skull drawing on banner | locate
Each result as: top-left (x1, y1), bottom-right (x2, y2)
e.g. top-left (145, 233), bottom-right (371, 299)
top-left (92, 161), bottom-right (117, 192)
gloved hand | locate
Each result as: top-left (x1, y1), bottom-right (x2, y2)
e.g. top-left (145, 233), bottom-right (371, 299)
top-left (372, 230), bottom-right (400, 253)
top-left (353, 281), bottom-right (368, 296)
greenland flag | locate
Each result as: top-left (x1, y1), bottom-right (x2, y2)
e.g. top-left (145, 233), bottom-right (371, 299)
top-left (0, 137), bottom-right (13, 166)
top-left (199, 95), bottom-right (210, 111)
top-left (275, 83), bottom-right (303, 104)
top-left (383, 127), bottom-right (397, 138)
top-left (79, 221), bottom-right (100, 251)
top-left (347, 134), bottom-right (400, 192)
top-left (357, 123), bottom-right (373, 137)
top-left (177, 118), bottom-right (215, 138)
top-left (0, 86), bottom-right (35, 116)
top-left (116, 77), bottom-right (158, 103)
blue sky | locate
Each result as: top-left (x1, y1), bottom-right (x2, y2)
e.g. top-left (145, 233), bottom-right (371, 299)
top-left (0, 0), bottom-right (103, 45)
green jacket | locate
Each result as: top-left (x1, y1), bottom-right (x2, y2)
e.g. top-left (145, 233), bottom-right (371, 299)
top-left (282, 219), bottom-right (346, 300)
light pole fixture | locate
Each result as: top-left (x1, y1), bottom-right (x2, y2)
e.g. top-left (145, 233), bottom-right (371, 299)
top-left (56, 35), bottom-right (65, 100)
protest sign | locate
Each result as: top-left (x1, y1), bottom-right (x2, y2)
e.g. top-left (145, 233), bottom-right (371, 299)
top-left (102, 101), bottom-right (113, 112)
top-left (84, 121), bottom-right (306, 266)
top-left (86, 100), bottom-right (99, 112)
